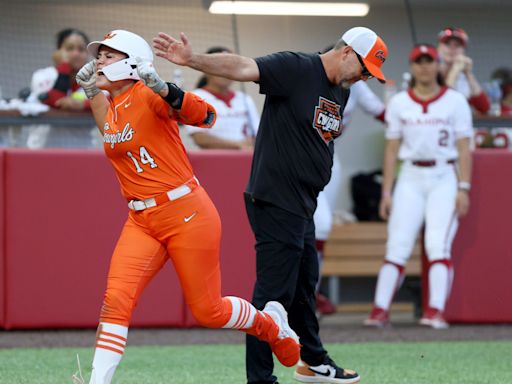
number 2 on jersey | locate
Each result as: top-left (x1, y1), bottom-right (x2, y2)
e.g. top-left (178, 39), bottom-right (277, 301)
top-left (438, 129), bottom-right (449, 147)
top-left (127, 146), bottom-right (158, 173)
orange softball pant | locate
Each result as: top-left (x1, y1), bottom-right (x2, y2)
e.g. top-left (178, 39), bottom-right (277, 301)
top-left (100, 186), bottom-right (231, 327)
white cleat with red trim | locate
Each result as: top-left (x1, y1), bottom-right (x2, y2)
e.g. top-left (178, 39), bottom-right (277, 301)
top-left (419, 307), bottom-right (449, 329)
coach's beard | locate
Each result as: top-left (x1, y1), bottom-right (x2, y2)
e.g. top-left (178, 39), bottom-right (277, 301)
top-left (341, 73), bottom-right (364, 89)
top-left (340, 80), bottom-right (352, 89)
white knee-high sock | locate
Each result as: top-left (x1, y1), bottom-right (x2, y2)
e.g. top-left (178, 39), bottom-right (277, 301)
top-left (429, 262), bottom-right (453, 311)
top-left (90, 322), bottom-right (128, 384)
top-left (374, 262), bottom-right (405, 310)
top-left (222, 296), bottom-right (258, 330)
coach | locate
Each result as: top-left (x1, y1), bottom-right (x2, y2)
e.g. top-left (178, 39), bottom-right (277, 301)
top-left (153, 26), bottom-right (388, 384)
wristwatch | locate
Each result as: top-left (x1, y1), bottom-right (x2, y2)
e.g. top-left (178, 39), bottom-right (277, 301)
top-left (458, 181), bottom-right (471, 191)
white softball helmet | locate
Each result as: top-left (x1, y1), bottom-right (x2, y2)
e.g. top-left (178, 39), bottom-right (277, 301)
top-left (88, 30), bottom-right (153, 81)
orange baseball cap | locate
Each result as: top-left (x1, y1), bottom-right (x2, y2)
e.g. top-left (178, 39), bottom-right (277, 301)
top-left (342, 27), bottom-right (388, 83)
top-left (409, 44), bottom-right (439, 62)
top-left (438, 27), bottom-right (469, 47)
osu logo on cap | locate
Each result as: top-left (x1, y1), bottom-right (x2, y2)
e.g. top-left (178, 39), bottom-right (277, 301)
top-left (375, 50), bottom-right (386, 63)
top-left (103, 32), bottom-right (117, 40)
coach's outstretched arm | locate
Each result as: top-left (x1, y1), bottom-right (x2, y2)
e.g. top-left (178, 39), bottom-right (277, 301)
top-left (153, 32), bottom-right (259, 82)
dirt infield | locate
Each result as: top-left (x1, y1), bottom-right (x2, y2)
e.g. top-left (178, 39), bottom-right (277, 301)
top-left (1, 313), bottom-right (511, 349)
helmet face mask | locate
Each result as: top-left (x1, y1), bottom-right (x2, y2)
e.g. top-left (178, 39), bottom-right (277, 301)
top-left (101, 58), bottom-right (139, 81)
top-left (88, 30), bottom-right (153, 81)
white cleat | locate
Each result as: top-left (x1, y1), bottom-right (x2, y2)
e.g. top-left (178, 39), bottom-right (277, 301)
top-left (419, 308), bottom-right (449, 329)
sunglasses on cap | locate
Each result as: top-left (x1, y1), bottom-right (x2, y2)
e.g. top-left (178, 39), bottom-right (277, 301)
top-left (355, 51), bottom-right (373, 79)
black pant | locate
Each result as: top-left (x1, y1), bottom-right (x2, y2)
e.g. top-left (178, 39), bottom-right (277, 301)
top-left (244, 194), bottom-right (327, 384)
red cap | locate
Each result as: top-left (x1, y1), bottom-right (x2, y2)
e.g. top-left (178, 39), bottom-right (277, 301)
top-left (409, 44), bottom-right (439, 62)
top-left (438, 27), bottom-right (469, 47)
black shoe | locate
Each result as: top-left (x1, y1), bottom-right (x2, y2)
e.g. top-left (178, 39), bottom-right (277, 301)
top-left (293, 356), bottom-right (360, 383)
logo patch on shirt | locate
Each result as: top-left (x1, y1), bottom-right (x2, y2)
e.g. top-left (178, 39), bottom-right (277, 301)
top-left (313, 97), bottom-right (343, 143)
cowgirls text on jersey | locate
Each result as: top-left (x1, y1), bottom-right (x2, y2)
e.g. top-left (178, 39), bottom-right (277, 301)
top-left (313, 96), bottom-right (344, 144)
top-left (103, 122), bottom-right (135, 149)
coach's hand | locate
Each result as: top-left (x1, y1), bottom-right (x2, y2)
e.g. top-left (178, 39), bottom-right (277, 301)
top-left (153, 32), bottom-right (193, 66)
top-left (76, 60), bottom-right (101, 99)
top-left (135, 57), bottom-right (166, 94)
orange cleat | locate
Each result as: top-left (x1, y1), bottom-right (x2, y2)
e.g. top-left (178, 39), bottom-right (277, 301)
top-left (262, 301), bottom-right (301, 367)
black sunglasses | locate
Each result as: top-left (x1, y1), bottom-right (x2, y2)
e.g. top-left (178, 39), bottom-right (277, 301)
top-left (355, 52), bottom-right (373, 79)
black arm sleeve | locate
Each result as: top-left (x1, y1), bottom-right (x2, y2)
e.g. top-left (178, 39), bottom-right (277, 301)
top-left (161, 82), bottom-right (185, 109)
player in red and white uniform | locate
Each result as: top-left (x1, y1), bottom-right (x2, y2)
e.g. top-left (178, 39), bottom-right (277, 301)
top-left (184, 46), bottom-right (260, 150)
top-left (364, 44), bottom-right (473, 329)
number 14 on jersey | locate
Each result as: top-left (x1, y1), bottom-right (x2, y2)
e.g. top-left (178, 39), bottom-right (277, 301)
top-left (127, 146), bottom-right (158, 173)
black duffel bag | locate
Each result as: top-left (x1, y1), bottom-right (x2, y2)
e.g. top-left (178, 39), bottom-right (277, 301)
top-left (351, 170), bottom-right (383, 221)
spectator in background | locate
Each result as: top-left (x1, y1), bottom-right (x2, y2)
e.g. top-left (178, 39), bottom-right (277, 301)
top-left (437, 27), bottom-right (490, 115)
top-left (500, 83), bottom-right (512, 117)
top-left (30, 28), bottom-right (91, 111)
top-left (491, 67), bottom-right (512, 116)
top-left (184, 47), bottom-right (260, 150)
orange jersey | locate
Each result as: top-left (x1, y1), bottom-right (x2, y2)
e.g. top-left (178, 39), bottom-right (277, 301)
top-left (103, 81), bottom-right (216, 200)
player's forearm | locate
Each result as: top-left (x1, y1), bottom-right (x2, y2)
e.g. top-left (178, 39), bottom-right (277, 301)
top-left (89, 93), bottom-right (109, 134)
top-left (382, 139), bottom-right (400, 196)
top-left (456, 137), bottom-right (472, 184)
top-left (187, 53), bottom-right (259, 82)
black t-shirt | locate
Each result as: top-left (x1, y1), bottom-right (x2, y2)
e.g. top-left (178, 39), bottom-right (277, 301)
top-left (246, 52), bottom-right (350, 219)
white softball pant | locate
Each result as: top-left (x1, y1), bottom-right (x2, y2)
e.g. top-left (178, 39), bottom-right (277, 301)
top-left (314, 158), bottom-right (342, 240)
top-left (386, 161), bottom-right (459, 266)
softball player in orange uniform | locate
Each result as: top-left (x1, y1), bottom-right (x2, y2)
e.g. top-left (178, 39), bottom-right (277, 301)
top-left (73, 30), bottom-right (300, 384)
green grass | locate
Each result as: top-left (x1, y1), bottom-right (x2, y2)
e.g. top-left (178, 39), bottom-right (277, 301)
top-left (0, 341), bottom-right (511, 383)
